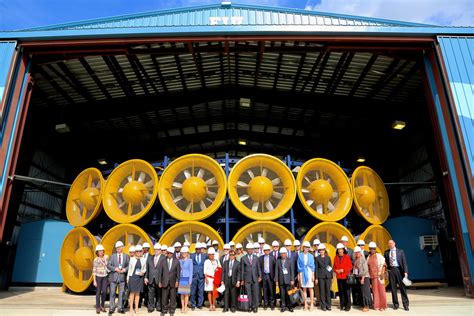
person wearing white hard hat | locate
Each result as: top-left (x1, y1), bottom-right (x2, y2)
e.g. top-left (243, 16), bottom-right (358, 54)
top-left (275, 247), bottom-right (295, 312)
top-left (190, 242), bottom-right (207, 310)
top-left (203, 247), bottom-right (222, 311)
top-left (229, 241), bottom-right (235, 251)
top-left (241, 242), bottom-right (262, 312)
top-left (259, 244), bottom-right (276, 310)
top-left (384, 239), bottom-right (409, 311)
top-left (333, 243), bottom-right (352, 311)
top-left (158, 246), bottom-right (180, 316)
top-left (107, 241), bottom-right (130, 314)
top-left (340, 236), bottom-right (354, 261)
top-left (220, 243), bottom-right (231, 265)
top-left (353, 246), bottom-right (371, 312)
top-left (145, 243), bottom-right (164, 313)
top-left (270, 240), bottom-right (280, 260)
top-left (210, 240), bottom-right (220, 261)
top-left (257, 237), bottom-right (266, 257)
top-left (293, 240), bottom-right (301, 255)
top-left (140, 242), bottom-right (151, 309)
top-left (178, 246), bottom-right (193, 314)
top-left (129, 245), bottom-right (136, 258)
top-left (314, 243), bottom-right (332, 311)
top-left (235, 243), bottom-right (245, 262)
top-left (357, 240), bottom-right (369, 258)
top-left (312, 239), bottom-right (320, 254)
top-left (174, 242), bottom-right (182, 260)
top-left (221, 249), bottom-right (239, 312)
top-left (93, 245), bottom-right (109, 314)
top-left (128, 245), bottom-right (147, 315)
top-left (297, 240), bottom-right (315, 310)
top-left (184, 241), bottom-right (191, 247)
top-left (367, 242), bottom-right (387, 311)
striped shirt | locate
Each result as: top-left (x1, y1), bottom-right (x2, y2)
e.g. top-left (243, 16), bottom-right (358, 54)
top-left (93, 255), bottom-right (109, 277)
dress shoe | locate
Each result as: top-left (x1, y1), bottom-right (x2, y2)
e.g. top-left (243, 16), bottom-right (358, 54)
top-left (191, 307), bottom-right (195, 311)
top-left (271, 306), bottom-right (275, 311)
top-left (223, 308), bottom-right (229, 312)
top-left (404, 306), bottom-right (409, 311)
top-left (321, 307), bottom-right (326, 311)
top-left (231, 308), bottom-right (236, 313)
top-left (108, 309), bottom-right (115, 314)
top-left (327, 307), bottom-right (331, 311)
top-left (289, 308), bottom-right (294, 312)
top-left (394, 305), bottom-right (399, 310)
top-left (253, 308), bottom-right (258, 313)
top-left (280, 308), bottom-right (285, 312)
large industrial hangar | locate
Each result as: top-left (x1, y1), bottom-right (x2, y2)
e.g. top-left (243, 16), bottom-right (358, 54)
top-left (0, 3), bottom-right (473, 297)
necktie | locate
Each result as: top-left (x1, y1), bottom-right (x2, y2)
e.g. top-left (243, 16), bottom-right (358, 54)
top-left (288, 251), bottom-right (291, 259)
top-left (154, 255), bottom-right (159, 267)
top-left (274, 252), bottom-right (278, 260)
top-left (168, 258), bottom-right (172, 271)
top-left (249, 255), bottom-right (253, 265)
top-left (264, 256), bottom-right (269, 273)
top-left (390, 250), bottom-right (396, 266)
top-left (229, 260), bottom-right (233, 277)
top-left (197, 254), bottom-right (200, 264)
top-left (118, 254), bottom-right (121, 265)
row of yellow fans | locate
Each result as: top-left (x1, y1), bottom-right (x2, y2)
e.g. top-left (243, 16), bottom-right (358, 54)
top-left (60, 221), bottom-right (392, 293)
top-left (66, 154), bottom-right (389, 227)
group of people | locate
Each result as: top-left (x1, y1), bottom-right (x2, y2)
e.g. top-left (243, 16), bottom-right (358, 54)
top-left (92, 237), bottom-right (410, 315)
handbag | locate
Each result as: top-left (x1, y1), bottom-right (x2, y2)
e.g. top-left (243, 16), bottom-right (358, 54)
top-left (289, 287), bottom-right (305, 305)
top-left (346, 274), bottom-right (357, 285)
top-left (237, 287), bottom-right (250, 311)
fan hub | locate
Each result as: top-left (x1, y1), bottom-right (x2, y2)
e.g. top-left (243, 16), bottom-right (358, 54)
top-left (248, 176), bottom-right (273, 201)
top-left (182, 177), bottom-right (207, 201)
top-left (122, 181), bottom-right (147, 205)
top-left (355, 185), bottom-right (376, 207)
top-left (74, 246), bottom-right (94, 270)
top-left (80, 187), bottom-right (100, 210)
top-left (308, 179), bottom-right (333, 203)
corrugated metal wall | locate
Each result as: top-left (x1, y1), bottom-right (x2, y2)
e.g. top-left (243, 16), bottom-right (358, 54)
top-left (438, 36), bottom-right (474, 180)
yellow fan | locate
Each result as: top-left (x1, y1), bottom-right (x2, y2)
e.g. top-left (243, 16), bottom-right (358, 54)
top-left (103, 159), bottom-right (159, 223)
top-left (296, 158), bottom-right (353, 221)
top-left (101, 224), bottom-right (154, 256)
top-left (66, 168), bottom-right (104, 227)
top-left (232, 221), bottom-right (294, 246)
top-left (159, 221), bottom-right (224, 253)
top-left (351, 166), bottom-right (389, 224)
top-left (158, 154), bottom-right (227, 221)
top-left (60, 227), bottom-right (98, 293)
top-left (228, 154), bottom-right (296, 220)
top-left (358, 225), bottom-right (392, 255)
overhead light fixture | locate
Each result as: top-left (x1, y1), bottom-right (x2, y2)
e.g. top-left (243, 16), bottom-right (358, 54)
top-left (240, 98), bottom-right (251, 108)
top-left (392, 120), bottom-right (406, 130)
top-left (238, 139), bottom-right (247, 146)
top-left (55, 123), bottom-right (70, 134)
top-left (97, 159), bottom-right (108, 165)
top-left (357, 157), bottom-right (366, 163)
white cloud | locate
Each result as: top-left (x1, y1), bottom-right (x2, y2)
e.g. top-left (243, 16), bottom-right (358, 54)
top-left (305, 0), bottom-right (474, 26)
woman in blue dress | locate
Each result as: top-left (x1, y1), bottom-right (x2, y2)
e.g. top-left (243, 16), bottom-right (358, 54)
top-left (298, 241), bottom-right (315, 311)
top-left (178, 246), bottom-right (193, 314)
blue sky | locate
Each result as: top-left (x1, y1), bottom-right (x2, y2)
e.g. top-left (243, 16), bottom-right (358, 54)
top-left (0, 0), bottom-right (472, 30)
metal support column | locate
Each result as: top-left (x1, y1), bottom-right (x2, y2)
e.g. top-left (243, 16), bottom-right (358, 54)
top-left (286, 155), bottom-right (295, 236)
top-left (160, 155), bottom-right (170, 236)
top-left (225, 153), bottom-right (230, 243)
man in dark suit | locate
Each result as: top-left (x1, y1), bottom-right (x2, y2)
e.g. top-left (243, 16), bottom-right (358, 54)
top-left (145, 243), bottom-right (165, 313)
top-left (240, 242), bottom-right (262, 313)
top-left (190, 242), bottom-right (207, 310)
top-left (158, 246), bottom-right (180, 316)
top-left (222, 250), bottom-right (240, 313)
top-left (385, 240), bottom-right (410, 311)
top-left (259, 244), bottom-right (276, 310)
top-left (107, 241), bottom-right (130, 314)
top-left (270, 240), bottom-right (280, 260)
top-left (314, 244), bottom-right (333, 311)
top-left (275, 247), bottom-right (295, 312)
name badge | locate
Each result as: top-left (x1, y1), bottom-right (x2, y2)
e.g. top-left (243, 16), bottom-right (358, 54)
top-left (354, 268), bottom-right (359, 275)
top-left (135, 268), bottom-right (142, 274)
top-left (282, 268), bottom-right (288, 275)
top-left (118, 264), bottom-right (122, 270)
top-left (326, 266), bottom-right (332, 272)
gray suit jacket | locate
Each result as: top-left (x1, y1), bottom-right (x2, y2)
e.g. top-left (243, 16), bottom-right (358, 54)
top-left (158, 256), bottom-right (180, 288)
top-left (240, 254), bottom-right (261, 283)
top-left (275, 257), bottom-right (294, 285)
top-left (146, 254), bottom-right (165, 285)
top-left (107, 252), bottom-right (130, 283)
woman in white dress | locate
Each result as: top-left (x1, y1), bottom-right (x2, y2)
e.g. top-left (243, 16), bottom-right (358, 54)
top-left (203, 247), bottom-right (221, 311)
top-left (298, 241), bottom-right (315, 311)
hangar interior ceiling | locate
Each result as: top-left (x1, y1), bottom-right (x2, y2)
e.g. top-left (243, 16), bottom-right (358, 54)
top-left (12, 39), bottom-right (444, 224)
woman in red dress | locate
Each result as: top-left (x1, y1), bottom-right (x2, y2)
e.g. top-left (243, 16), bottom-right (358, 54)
top-left (333, 243), bottom-right (353, 311)
top-left (367, 242), bottom-right (388, 311)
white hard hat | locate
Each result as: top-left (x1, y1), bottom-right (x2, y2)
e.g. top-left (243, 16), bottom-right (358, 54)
top-left (336, 243), bottom-right (344, 249)
top-left (115, 241), bottom-right (124, 248)
top-left (354, 246), bottom-right (362, 253)
top-left (284, 239), bottom-right (292, 246)
top-left (293, 240), bottom-right (301, 246)
top-left (142, 242), bottom-right (150, 248)
top-left (253, 242), bottom-right (260, 249)
top-left (223, 244), bottom-right (230, 250)
top-left (302, 241), bottom-right (311, 248)
top-left (263, 244), bottom-right (271, 251)
top-left (318, 244), bottom-right (326, 250)
top-left (208, 247), bottom-right (216, 255)
top-left (95, 245), bottom-right (105, 251)
top-left (313, 239), bottom-right (321, 245)
top-left (154, 243), bottom-right (161, 250)
top-left (184, 241), bottom-right (190, 247)
top-left (167, 246), bottom-right (175, 253)
top-left (212, 240), bottom-right (219, 245)
top-left (161, 244), bottom-right (168, 251)
top-left (341, 236), bottom-right (349, 242)
top-left (258, 237), bottom-right (265, 243)
top-left (357, 240), bottom-right (366, 246)
top-left (280, 247), bottom-right (288, 254)
top-left (229, 241), bottom-right (235, 246)
top-left (135, 245), bottom-right (143, 251)
top-left (129, 246), bottom-right (136, 252)
top-left (272, 240), bottom-right (280, 247)
top-left (368, 242), bottom-right (377, 248)
top-left (174, 242), bottom-right (182, 248)
top-left (236, 243), bottom-right (243, 249)
top-left (246, 242), bottom-right (254, 249)
top-left (181, 246), bottom-right (189, 253)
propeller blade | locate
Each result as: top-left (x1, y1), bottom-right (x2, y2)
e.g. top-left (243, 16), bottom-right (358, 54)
top-left (185, 202), bottom-right (192, 213)
top-left (127, 175), bottom-right (133, 183)
top-left (146, 193), bottom-right (154, 200)
top-left (138, 172), bottom-right (146, 183)
top-left (304, 176), bottom-right (312, 184)
top-left (272, 191), bottom-right (283, 199)
top-left (184, 170), bottom-right (191, 179)
top-left (207, 190), bottom-right (217, 198)
top-left (237, 181), bottom-right (248, 187)
top-left (332, 192), bottom-right (339, 198)
top-left (271, 178), bottom-right (281, 185)
top-left (200, 200), bottom-right (207, 211)
top-left (316, 204), bottom-right (323, 214)
top-left (265, 200), bottom-right (274, 211)
top-left (252, 202), bottom-right (259, 212)
top-left (172, 182), bottom-right (183, 188)
top-left (173, 196), bottom-right (184, 203)
top-left (197, 168), bottom-right (205, 179)
top-left (306, 199), bottom-right (314, 206)
top-left (262, 168), bottom-right (268, 177)
top-left (118, 188), bottom-right (124, 194)
top-left (301, 188), bottom-right (310, 193)
top-left (119, 201), bottom-right (127, 209)
top-left (205, 177), bottom-right (216, 185)
top-left (239, 194), bottom-right (250, 202)
top-left (140, 202), bottom-right (146, 210)
top-left (247, 170), bottom-right (255, 179)
top-left (145, 180), bottom-right (154, 188)
top-left (328, 201), bottom-right (336, 211)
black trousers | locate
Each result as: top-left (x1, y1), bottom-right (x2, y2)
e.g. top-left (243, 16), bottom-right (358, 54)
top-left (244, 281), bottom-right (260, 309)
top-left (351, 281), bottom-right (361, 306)
top-left (95, 276), bottom-right (108, 309)
top-left (360, 278), bottom-right (372, 308)
top-left (388, 267), bottom-right (409, 308)
top-left (161, 286), bottom-right (177, 314)
top-left (262, 274), bottom-right (275, 307)
top-left (337, 279), bottom-right (351, 310)
top-left (148, 282), bottom-right (162, 311)
top-left (279, 284), bottom-right (292, 309)
top-left (318, 278), bottom-right (331, 310)
top-left (140, 283), bottom-right (148, 307)
top-left (224, 279), bottom-right (237, 310)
